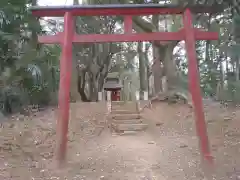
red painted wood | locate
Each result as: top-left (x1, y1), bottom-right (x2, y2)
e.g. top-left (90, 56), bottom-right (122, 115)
top-left (37, 29), bottom-right (218, 44)
top-left (32, 7), bottom-right (180, 17)
top-left (30, 4), bottom-right (222, 17)
top-left (111, 90), bottom-right (121, 101)
top-left (56, 12), bottom-right (74, 163)
top-left (124, 16), bottom-right (132, 34)
top-left (104, 88), bottom-right (122, 91)
top-left (183, 9), bottom-right (212, 164)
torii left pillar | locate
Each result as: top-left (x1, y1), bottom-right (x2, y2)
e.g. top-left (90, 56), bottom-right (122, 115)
top-left (56, 12), bottom-right (73, 163)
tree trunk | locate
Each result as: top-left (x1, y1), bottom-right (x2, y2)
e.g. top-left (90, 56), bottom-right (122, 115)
top-left (89, 82), bottom-right (98, 101)
top-left (161, 43), bottom-right (177, 91)
top-left (152, 47), bottom-right (162, 94)
top-left (98, 75), bottom-right (105, 92)
top-left (88, 73), bottom-right (98, 101)
top-left (70, 52), bottom-right (82, 102)
top-left (30, 0), bottom-right (41, 49)
top-left (219, 55), bottom-right (224, 87)
top-left (71, 0), bottom-right (84, 102)
top-left (138, 42), bottom-right (148, 97)
top-left (151, 12), bottom-right (162, 94)
top-left (78, 70), bottom-right (90, 102)
top-left (236, 57), bottom-right (240, 81)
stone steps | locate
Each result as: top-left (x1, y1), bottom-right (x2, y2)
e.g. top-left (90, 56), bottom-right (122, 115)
top-left (112, 113), bottom-right (141, 120)
top-left (111, 101), bottom-right (138, 111)
top-left (109, 101), bottom-right (148, 134)
top-left (111, 110), bottom-right (137, 114)
top-left (111, 123), bottom-right (148, 132)
top-left (112, 118), bottom-right (144, 124)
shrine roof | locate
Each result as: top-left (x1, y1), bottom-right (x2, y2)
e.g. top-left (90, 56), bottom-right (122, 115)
top-left (103, 82), bottom-right (123, 90)
top-left (30, 4), bottom-right (223, 17)
top-left (107, 72), bottom-right (120, 78)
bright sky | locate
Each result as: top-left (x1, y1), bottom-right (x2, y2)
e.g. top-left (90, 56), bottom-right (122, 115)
top-left (38, 0), bottom-right (74, 6)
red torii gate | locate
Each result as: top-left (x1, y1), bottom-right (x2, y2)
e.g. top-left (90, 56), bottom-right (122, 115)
top-left (30, 4), bottom-right (223, 164)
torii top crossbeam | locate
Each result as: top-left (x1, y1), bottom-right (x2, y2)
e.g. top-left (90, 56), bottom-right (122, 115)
top-left (30, 4), bottom-right (223, 17)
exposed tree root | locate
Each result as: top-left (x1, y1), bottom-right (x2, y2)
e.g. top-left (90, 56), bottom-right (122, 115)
top-left (140, 89), bottom-right (193, 112)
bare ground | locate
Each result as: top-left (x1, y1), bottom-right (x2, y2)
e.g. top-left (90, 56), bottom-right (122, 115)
top-left (0, 101), bottom-right (240, 179)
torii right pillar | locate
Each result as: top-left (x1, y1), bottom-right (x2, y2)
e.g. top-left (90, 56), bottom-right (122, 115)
top-left (183, 8), bottom-right (212, 164)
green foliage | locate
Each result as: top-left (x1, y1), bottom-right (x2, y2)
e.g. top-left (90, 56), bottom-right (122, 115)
top-left (218, 81), bottom-right (240, 103)
top-left (230, 44), bottom-right (240, 56)
top-left (233, 15), bottom-right (240, 42)
top-left (0, 0), bottom-right (61, 114)
top-left (0, 0), bottom-right (239, 111)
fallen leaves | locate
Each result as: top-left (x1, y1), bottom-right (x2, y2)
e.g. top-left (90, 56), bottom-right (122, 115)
top-left (0, 101), bottom-right (240, 179)
top-left (0, 102), bottom-right (108, 179)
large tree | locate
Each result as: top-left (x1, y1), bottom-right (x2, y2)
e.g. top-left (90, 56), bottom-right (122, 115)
top-left (0, 0), bottom-right (61, 114)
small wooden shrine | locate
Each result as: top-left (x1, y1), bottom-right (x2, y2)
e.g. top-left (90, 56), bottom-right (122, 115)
top-left (103, 77), bottom-right (123, 101)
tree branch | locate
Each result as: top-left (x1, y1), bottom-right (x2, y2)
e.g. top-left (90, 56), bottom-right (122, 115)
top-left (132, 16), bottom-right (157, 33)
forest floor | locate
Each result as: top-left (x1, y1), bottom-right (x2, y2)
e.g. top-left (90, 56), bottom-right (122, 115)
top-left (0, 100), bottom-right (240, 180)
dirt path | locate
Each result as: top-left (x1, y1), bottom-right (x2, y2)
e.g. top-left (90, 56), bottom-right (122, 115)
top-left (0, 101), bottom-right (240, 179)
top-left (66, 131), bottom-right (165, 179)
